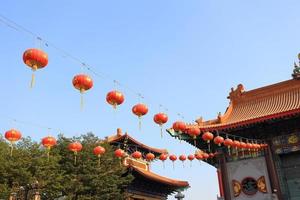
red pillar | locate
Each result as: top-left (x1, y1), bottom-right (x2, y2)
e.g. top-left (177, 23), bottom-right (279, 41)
top-left (219, 153), bottom-right (231, 200)
top-left (217, 168), bottom-right (224, 197)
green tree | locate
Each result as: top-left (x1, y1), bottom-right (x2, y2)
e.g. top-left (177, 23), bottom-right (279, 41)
top-left (0, 133), bottom-right (133, 200)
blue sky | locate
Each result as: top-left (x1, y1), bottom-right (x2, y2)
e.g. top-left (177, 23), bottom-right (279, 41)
top-left (1, 1), bottom-right (300, 199)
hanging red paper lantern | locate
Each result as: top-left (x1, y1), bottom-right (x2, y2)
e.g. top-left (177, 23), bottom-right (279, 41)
top-left (187, 127), bottom-right (201, 146)
top-left (114, 148), bottom-right (124, 158)
top-left (188, 154), bottom-right (195, 163)
top-left (214, 136), bottom-right (224, 146)
top-left (179, 155), bottom-right (186, 161)
top-left (68, 142), bottom-right (82, 165)
top-left (159, 153), bottom-right (168, 168)
top-left (93, 146), bottom-right (106, 166)
top-left (169, 154), bottom-right (177, 169)
top-left (23, 48), bottom-right (48, 88)
top-left (5, 129), bottom-right (22, 156)
top-left (132, 103), bottom-right (148, 130)
top-left (172, 121), bottom-right (186, 133)
top-left (42, 136), bottom-right (57, 161)
top-left (72, 74), bottom-right (93, 109)
top-left (154, 113), bottom-right (168, 138)
top-left (146, 152), bottom-right (155, 161)
top-left (195, 153), bottom-right (203, 160)
top-left (232, 140), bottom-right (241, 149)
top-left (106, 90), bottom-right (125, 109)
top-left (202, 131), bottom-right (214, 142)
top-left (202, 152), bottom-right (209, 160)
top-left (240, 141), bottom-right (247, 149)
top-left (93, 146), bottom-right (106, 156)
top-left (224, 138), bottom-right (233, 155)
top-left (132, 151), bottom-right (142, 159)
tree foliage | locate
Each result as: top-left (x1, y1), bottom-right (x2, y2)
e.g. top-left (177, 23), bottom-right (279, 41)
top-left (0, 133), bottom-right (133, 200)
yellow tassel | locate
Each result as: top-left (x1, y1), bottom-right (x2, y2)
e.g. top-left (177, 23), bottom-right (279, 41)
top-left (10, 143), bottom-right (13, 157)
top-left (160, 126), bottom-right (163, 138)
top-left (138, 116), bottom-right (142, 131)
top-left (30, 72), bottom-right (35, 88)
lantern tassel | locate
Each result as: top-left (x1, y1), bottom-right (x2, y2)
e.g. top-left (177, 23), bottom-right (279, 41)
top-left (160, 125), bottom-right (163, 138)
top-left (172, 162), bottom-right (175, 170)
top-left (182, 162), bottom-right (185, 168)
top-left (228, 147), bottom-right (231, 156)
top-left (194, 138), bottom-right (197, 147)
top-left (208, 142), bottom-right (211, 152)
top-left (98, 155), bottom-right (101, 167)
top-left (138, 116), bottom-right (142, 131)
top-left (74, 152), bottom-right (77, 165)
top-left (30, 72), bottom-right (35, 88)
top-left (47, 147), bottom-right (50, 162)
top-left (80, 89), bottom-right (85, 110)
top-left (10, 143), bottom-right (13, 157)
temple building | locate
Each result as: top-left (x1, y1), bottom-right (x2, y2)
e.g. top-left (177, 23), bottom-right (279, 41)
top-left (106, 128), bottom-right (189, 200)
top-left (168, 57), bottom-right (300, 200)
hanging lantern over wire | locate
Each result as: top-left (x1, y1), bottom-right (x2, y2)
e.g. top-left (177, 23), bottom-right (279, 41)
top-left (187, 127), bottom-right (201, 146)
top-left (132, 103), bottom-right (148, 130)
top-left (188, 154), bottom-right (195, 167)
top-left (202, 131), bottom-right (214, 152)
top-left (159, 153), bottom-right (168, 169)
top-left (106, 90), bottom-right (125, 109)
top-left (172, 121), bottom-right (186, 141)
top-left (93, 146), bottom-right (106, 166)
top-left (154, 113), bottom-right (168, 138)
top-left (202, 152), bottom-right (209, 160)
top-left (68, 142), bottom-right (82, 165)
top-left (23, 48), bottom-right (48, 88)
top-left (224, 137), bottom-right (233, 156)
top-left (232, 140), bottom-right (241, 156)
top-left (169, 154), bottom-right (177, 169)
top-left (179, 155), bottom-right (186, 168)
top-left (5, 129), bottom-right (22, 156)
top-left (240, 141), bottom-right (247, 157)
top-left (214, 135), bottom-right (224, 147)
top-left (195, 152), bottom-right (203, 164)
top-left (114, 148), bottom-right (125, 166)
top-left (41, 136), bottom-right (57, 161)
top-left (72, 74), bottom-right (93, 109)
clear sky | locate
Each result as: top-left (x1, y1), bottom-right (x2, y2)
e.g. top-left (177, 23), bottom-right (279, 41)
top-left (1, 1), bottom-right (300, 199)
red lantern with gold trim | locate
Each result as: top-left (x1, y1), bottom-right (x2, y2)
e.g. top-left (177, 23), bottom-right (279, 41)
top-left (68, 142), bottom-right (82, 165)
top-left (72, 74), bottom-right (93, 109)
top-left (5, 129), bottom-right (22, 156)
top-left (179, 155), bottom-right (186, 167)
top-left (172, 121), bottom-right (186, 133)
top-left (224, 138), bottom-right (233, 155)
top-left (132, 103), bottom-right (148, 130)
top-left (23, 48), bottom-right (48, 88)
top-left (106, 90), bottom-right (125, 109)
top-left (132, 151), bottom-right (142, 159)
top-left (187, 127), bottom-right (201, 146)
top-left (114, 148), bottom-right (124, 158)
top-left (159, 153), bottom-right (168, 168)
top-left (188, 154), bottom-right (195, 167)
top-left (42, 136), bottom-right (57, 161)
top-left (169, 154), bottom-right (177, 169)
top-left (154, 113), bottom-right (168, 138)
top-left (202, 131), bottom-right (214, 152)
top-left (202, 152), bottom-right (209, 160)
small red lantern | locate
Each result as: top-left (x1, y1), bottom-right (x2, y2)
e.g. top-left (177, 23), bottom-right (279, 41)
top-left (232, 140), bottom-right (241, 149)
top-left (42, 136), bottom-right (57, 161)
top-left (72, 74), bottom-right (93, 109)
top-left (5, 129), bottom-right (22, 156)
top-left (23, 48), bottom-right (48, 88)
top-left (214, 136), bottom-right (224, 146)
top-left (224, 138), bottom-right (233, 155)
top-left (188, 154), bottom-right (195, 167)
top-left (154, 113), bottom-right (168, 138)
top-left (159, 153), bottom-right (168, 168)
top-left (202, 131), bottom-right (214, 152)
top-left (132, 103), bottom-right (148, 130)
top-left (115, 148), bottom-right (124, 157)
top-left (195, 153), bottom-right (203, 161)
top-left (132, 151), bottom-right (142, 159)
top-left (240, 141), bottom-right (247, 149)
top-left (106, 90), bottom-right (125, 109)
top-left (146, 152), bottom-right (155, 162)
top-left (68, 142), bottom-right (82, 164)
top-left (202, 152), bottom-right (209, 160)
top-left (187, 127), bottom-right (201, 146)
top-left (172, 121), bottom-right (186, 133)
top-left (93, 146), bottom-right (106, 166)
top-left (179, 155), bottom-right (186, 167)
top-left (169, 154), bottom-right (177, 169)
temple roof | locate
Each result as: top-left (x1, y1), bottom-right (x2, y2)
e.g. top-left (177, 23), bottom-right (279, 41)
top-left (107, 128), bottom-right (168, 156)
top-left (130, 165), bottom-right (189, 188)
top-left (191, 78), bottom-right (300, 131)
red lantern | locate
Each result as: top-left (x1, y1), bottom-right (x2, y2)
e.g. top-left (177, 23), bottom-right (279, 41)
top-left (202, 131), bottom-right (214, 143)
top-left (132, 151), bottom-right (142, 159)
top-left (232, 140), bottom-right (241, 149)
top-left (188, 154), bottom-right (195, 167)
top-left (154, 113), bottom-right (168, 138)
top-left (145, 152), bottom-right (155, 161)
top-left (224, 138), bottom-right (233, 155)
top-left (106, 90), bottom-right (125, 109)
top-left (132, 103), bottom-right (148, 130)
top-left (93, 146), bottom-right (106, 166)
top-left (72, 74), bottom-right (93, 109)
top-left (23, 48), bottom-right (48, 88)
top-left (159, 153), bottom-right (168, 168)
top-left (240, 141), bottom-right (247, 149)
top-left (202, 153), bottom-right (209, 160)
top-left (179, 155), bottom-right (186, 168)
top-left (169, 154), bottom-right (177, 169)
top-left (42, 136), bottom-right (57, 161)
top-left (68, 142), bottom-right (82, 164)
top-left (195, 153), bottom-right (203, 160)
top-left (115, 149), bottom-right (124, 158)
top-left (214, 136), bottom-right (224, 146)
top-left (5, 129), bottom-right (22, 156)
top-left (172, 121), bottom-right (186, 133)
top-left (187, 127), bottom-right (201, 146)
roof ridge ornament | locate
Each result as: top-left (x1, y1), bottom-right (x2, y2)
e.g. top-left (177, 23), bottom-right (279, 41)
top-left (228, 84), bottom-right (245, 101)
top-left (292, 53), bottom-right (300, 79)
